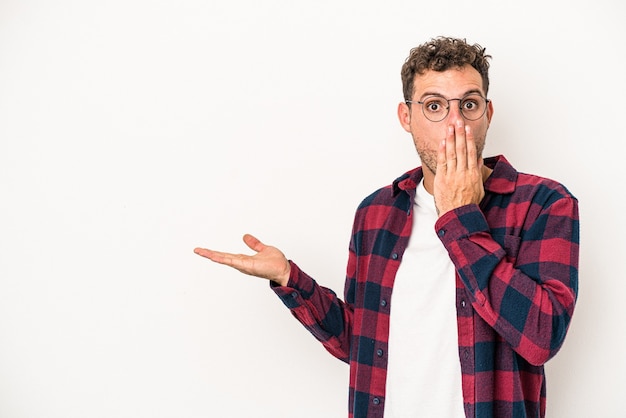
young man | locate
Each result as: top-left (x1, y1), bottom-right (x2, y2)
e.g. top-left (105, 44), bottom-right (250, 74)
top-left (195, 36), bottom-right (579, 418)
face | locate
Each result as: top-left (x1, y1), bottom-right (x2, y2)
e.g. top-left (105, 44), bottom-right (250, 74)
top-left (398, 65), bottom-right (494, 176)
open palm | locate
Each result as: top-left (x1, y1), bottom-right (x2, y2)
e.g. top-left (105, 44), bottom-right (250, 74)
top-left (194, 234), bottom-right (291, 286)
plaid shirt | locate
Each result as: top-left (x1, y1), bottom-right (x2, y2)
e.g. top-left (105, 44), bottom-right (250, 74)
top-left (272, 155), bottom-right (579, 418)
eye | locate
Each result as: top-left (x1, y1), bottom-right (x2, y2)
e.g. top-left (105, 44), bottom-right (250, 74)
top-left (462, 99), bottom-right (478, 110)
top-left (424, 98), bottom-right (446, 113)
top-left (461, 95), bottom-right (484, 113)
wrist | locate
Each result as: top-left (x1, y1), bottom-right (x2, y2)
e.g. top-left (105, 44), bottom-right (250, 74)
top-left (273, 263), bottom-right (291, 287)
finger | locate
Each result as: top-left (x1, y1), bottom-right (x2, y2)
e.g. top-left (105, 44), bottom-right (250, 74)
top-left (242, 233), bottom-right (265, 253)
top-left (194, 247), bottom-right (213, 259)
top-left (436, 136), bottom-right (447, 173)
top-left (446, 124), bottom-right (458, 170)
top-left (465, 125), bottom-right (478, 169)
top-left (454, 119), bottom-right (467, 170)
top-left (194, 247), bottom-right (238, 266)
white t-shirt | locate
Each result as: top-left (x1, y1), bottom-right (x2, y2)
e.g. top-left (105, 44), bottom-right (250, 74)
top-left (383, 179), bottom-right (465, 418)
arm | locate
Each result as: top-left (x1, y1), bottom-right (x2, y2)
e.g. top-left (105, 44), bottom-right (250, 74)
top-left (271, 261), bottom-right (353, 362)
top-left (432, 121), bottom-right (579, 365)
top-left (194, 234), bottom-right (353, 362)
top-left (436, 196), bottom-right (579, 365)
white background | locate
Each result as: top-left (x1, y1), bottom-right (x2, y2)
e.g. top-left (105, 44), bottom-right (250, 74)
top-left (0, 0), bottom-right (624, 417)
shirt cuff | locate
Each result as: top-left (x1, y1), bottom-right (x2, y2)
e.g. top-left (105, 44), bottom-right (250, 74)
top-left (269, 260), bottom-right (315, 309)
top-left (434, 203), bottom-right (489, 244)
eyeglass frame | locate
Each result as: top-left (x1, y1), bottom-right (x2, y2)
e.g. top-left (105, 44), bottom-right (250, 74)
top-left (405, 94), bottom-right (491, 122)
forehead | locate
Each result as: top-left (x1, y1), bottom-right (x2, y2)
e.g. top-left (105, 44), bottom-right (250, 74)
top-left (412, 65), bottom-right (484, 99)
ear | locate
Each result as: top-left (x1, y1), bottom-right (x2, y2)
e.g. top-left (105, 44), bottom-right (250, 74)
top-left (397, 101), bottom-right (412, 132)
top-left (486, 99), bottom-right (494, 124)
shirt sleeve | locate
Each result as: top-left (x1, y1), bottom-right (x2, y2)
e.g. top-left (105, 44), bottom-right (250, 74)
top-left (435, 196), bottom-right (579, 366)
top-left (270, 260), bottom-right (353, 363)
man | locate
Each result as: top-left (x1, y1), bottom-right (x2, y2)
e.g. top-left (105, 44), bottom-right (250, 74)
top-left (194, 36), bottom-right (579, 418)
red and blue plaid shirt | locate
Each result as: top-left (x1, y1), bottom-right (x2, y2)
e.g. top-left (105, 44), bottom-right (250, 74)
top-left (272, 155), bottom-right (579, 418)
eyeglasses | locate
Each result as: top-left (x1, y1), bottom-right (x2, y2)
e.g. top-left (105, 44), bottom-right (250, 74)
top-left (405, 94), bottom-right (490, 122)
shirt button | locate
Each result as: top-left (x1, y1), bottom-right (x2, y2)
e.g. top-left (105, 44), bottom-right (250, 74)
top-left (391, 253), bottom-right (398, 260)
top-left (438, 229), bottom-right (445, 237)
top-left (380, 299), bottom-right (387, 307)
top-left (460, 300), bottom-right (466, 308)
top-left (291, 292), bottom-right (298, 299)
top-left (376, 349), bottom-right (384, 357)
top-left (373, 398), bottom-right (380, 405)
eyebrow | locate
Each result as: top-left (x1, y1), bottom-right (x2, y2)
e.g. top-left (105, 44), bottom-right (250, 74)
top-left (418, 89), bottom-right (484, 100)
